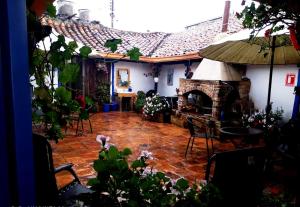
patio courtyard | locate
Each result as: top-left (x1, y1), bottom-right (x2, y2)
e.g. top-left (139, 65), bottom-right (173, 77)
top-left (50, 111), bottom-right (298, 206)
top-left (52, 111), bottom-right (237, 186)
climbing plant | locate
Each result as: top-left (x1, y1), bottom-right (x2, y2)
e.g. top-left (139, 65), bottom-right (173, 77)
top-left (28, 0), bottom-right (142, 141)
top-left (28, 0), bottom-right (92, 141)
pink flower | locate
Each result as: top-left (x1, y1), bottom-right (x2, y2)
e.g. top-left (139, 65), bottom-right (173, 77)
top-left (96, 135), bottom-right (110, 146)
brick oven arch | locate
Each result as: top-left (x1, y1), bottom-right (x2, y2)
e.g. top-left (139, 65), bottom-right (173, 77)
top-left (179, 79), bottom-right (236, 119)
top-left (178, 79), bottom-right (251, 120)
top-left (183, 88), bottom-right (213, 101)
top-left (183, 87), bottom-right (213, 101)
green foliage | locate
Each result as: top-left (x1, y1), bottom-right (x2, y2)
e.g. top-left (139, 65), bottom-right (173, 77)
top-left (46, 3), bottom-right (56, 17)
top-left (104, 39), bottom-right (142, 61)
top-left (95, 81), bottom-right (111, 104)
top-left (85, 144), bottom-right (222, 206)
top-left (104, 39), bottom-right (122, 52)
top-left (143, 93), bottom-right (170, 118)
top-left (238, 1), bottom-right (300, 38)
top-left (28, 3), bottom-right (92, 141)
top-left (28, 1), bottom-right (141, 141)
top-left (58, 63), bottom-right (80, 84)
top-left (79, 46), bottom-right (92, 58)
top-left (85, 96), bottom-right (94, 106)
top-left (135, 91), bottom-right (146, 112)
top-left (127, 47), bottom-right (142, 61)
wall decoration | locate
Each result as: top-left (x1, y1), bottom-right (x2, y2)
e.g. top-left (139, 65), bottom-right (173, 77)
top-left (117, 68), bottom-right (130, 88)
top-left (167, 68), bottom-right (174, 86)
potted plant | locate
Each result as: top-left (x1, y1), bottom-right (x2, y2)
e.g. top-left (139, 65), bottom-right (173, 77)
top-left (143, 93), bottom-right (169, 122)
top-left (242, 107), bottom-right (284, 145)
top-left (135, 90), bottom-right (146, 113)
top-left (95, 81), bottom-right (111, 112)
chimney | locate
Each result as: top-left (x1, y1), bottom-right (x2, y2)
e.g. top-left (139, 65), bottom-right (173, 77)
top-left (221, 1), bottom-right (231, 32)
top-left (78, 9), bottom-right (90, 22)
top-left (57, 0), bottom-right (74, 17)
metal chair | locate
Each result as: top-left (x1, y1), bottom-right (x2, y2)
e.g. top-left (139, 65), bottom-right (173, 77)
top-left (185, 116), bottom-right (215, 159)
top-left (66, 105), bottom-right (94, 135)
top-left (33, 134), bottom-right (93, 205)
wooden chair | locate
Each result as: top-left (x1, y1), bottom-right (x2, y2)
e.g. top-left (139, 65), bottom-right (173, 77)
top-left (33, 134), bottom-right (93, 205)
top-left (205, 147), bottom-right (266, 207)
top-left (185, 116), bottom-right (215, 160)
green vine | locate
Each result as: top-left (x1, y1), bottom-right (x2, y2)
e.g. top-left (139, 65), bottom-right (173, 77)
top-left (28, 1), bottom-right (92, 141)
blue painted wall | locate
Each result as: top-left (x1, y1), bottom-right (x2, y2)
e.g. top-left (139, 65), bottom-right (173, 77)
top-left (0, 0), bottom-right (35, 205)
top-left (292, 68), bottom-right (300, 119)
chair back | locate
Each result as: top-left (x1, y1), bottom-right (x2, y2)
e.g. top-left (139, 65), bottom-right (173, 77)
top-left (206, 119), bottom-right (215, 138)
top-left (186, 116), bottom-right (207, 137)
top-left (33, 134), bottom-right (59, 205)
top-left (186, 116), bottom-right (196, 137)
top-left (206, 147), bottom-right (266, 207)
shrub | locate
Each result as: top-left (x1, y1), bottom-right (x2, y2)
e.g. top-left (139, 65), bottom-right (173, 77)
top-left (143, 93), bottom-right (170, 118)
top-left (135, 91), bottom-right (146, 112)
top-left (95, 81), bottom-right (111, 104)
top-left (82, 136), bottom-right (222, 207)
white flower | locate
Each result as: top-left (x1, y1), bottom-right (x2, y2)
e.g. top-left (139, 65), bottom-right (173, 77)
top-left (96, 134), bottom-right (110, 146)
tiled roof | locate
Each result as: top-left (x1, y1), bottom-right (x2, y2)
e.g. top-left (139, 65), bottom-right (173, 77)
top-left (152, 16), bottom-right (243, 57)
top-left (42, 14), bottom-right (243, 60)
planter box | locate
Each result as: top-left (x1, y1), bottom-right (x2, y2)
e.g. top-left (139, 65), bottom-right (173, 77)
top-left (157, 113), bottom-right (164, 123)
top-left (143, 113), bottom-right (164, 123)
top-left (103, 104), bottom-right (110, 112)
top-left (110, 103), bottom-right (118, 111)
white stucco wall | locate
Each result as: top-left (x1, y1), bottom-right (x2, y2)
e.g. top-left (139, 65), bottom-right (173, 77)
top-left (246, 65), bottom-right (298, 121)
top-left (158, 62), bottom-right (200, 97)
top-left (113, 61), bottom-right (154, 93)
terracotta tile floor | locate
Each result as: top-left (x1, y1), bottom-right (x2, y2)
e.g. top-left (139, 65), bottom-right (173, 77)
top-left (52, 112), bottom-right (240, 186)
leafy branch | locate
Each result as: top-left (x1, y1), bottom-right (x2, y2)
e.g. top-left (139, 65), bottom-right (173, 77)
top-left (237, 1), bottom-right (300, 40)
top-left (28, 1), bottom-right (92, 141)
top-left (104, 39), bottom-right (142, 61)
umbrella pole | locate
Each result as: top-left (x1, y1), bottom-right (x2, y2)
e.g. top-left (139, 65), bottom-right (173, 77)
top-left (266, 36), bottom-right (276, 115)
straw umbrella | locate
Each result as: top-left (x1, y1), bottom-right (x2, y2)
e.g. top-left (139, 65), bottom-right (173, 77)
top-left (199, 34), bottom-right (300, 114)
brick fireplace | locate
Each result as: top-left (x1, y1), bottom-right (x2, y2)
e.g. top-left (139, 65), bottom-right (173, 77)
top-left (178, 78), bottom-right (251, 120)
top-left (171, 79), bottom-right (251, 136)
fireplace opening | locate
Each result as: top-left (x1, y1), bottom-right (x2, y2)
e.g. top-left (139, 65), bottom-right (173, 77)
top-left (222, 88), bottom-right (241, 121)
top-left (184, 90), bottom-right (213, 115)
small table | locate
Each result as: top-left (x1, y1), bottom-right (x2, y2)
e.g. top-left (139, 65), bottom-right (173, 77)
top-left (219, 127), bottom-right (264, 147)
top-left (116, 92), bottom-right (136, 112)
